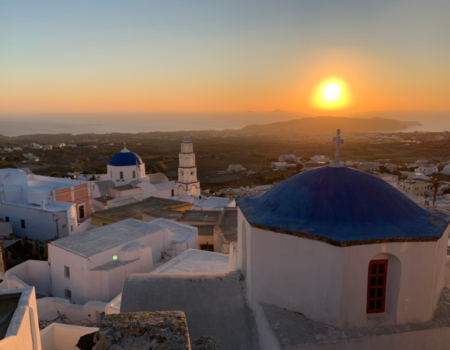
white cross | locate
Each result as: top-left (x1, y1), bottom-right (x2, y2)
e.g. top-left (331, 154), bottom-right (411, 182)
top-left (332, 129), bottom-right (344, 161)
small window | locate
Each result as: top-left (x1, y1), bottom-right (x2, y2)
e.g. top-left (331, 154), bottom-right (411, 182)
top-left (71, 225), bottom-right (73, 232)
top-left (21, 219), bottom-right (25, 229)
top-left (367, 260), bottom-right (388, 314)
top-left (102, 223), bottom-right (109, 226)
top-left (132, 170), bottom-right (136, 178)
top-left (65, 289), bottom-right (72, 301)
top-left (79, 205), bottom-right (85, 219)
top-left (5, 217), bottom-right (9, 222)
top-left (120, 171), bottom-right (124, 179)
top-left (64, 266), bottom-right (70, 279)
top-left (171, 189), bottom-right (174, 196)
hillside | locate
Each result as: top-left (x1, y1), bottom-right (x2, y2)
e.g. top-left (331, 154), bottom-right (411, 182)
top-left (225, 116), bottom-right (421, 135)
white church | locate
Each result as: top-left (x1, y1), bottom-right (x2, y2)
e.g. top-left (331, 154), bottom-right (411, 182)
top-left (118, 129), bottom-right (450, 350)
top-left (91, 138), bottom-right (201, 209)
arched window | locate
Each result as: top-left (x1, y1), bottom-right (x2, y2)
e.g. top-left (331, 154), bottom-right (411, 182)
top-left (120, 171), bottom-right (123, 180)
top-left (367, 260), bottom-right (388, 313)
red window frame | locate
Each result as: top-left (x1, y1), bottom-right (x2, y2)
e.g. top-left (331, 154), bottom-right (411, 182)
top-left (367, 259), bottom-right (388, 314)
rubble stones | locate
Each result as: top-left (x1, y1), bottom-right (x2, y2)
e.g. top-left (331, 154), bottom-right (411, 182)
top-left (93, 311), bottom-right (190, 350)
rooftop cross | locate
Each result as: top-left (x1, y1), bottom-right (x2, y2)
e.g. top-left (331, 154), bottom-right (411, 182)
top-left (332, 129), bottom-right (344, 161)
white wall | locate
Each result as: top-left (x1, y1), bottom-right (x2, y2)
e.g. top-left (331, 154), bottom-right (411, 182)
top-left (340, 226), bottom-right (449, 328)
top-left (49, 245), bottom-right (88, 305)
top-left (40, 323), bottom-right (98, 350)
top-left (37, 298), bottom-right (106, 324)
top-left (107, 164), bottom-right (145, 185)
top-left (0, 202), bottom-right (74, 241)
top-left (239, 206), bottom-right (450, 329)
top-left (2, 260), bottom-right (51, 296)
top-left (0, 287), bottom-right (41, 350)
top-left (245, 223), bottom-right (345, 327)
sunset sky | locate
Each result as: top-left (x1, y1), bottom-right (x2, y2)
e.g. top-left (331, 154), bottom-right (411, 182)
top-left (1, 0), bottom-right (449, 114)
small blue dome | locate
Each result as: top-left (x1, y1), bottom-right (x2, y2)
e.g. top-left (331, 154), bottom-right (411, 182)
top-left (109, 149), bottom-right (143, 167)
top-left (237, 166), bottom-right (450, 246)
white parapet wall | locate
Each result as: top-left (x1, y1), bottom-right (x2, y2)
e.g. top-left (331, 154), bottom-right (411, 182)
top-left (37, 297), bottom-right (107, 324)
top-left (0, 286), bottom-right (41, 350)
top-left (1, 260), bottom-right (51, 296)
top-left (40, 323), bottom-right (99, 350)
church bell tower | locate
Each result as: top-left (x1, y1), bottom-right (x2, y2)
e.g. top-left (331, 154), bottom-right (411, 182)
top-left (175, 137), bottom-right (200, 197)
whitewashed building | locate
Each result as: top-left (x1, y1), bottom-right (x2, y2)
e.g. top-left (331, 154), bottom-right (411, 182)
top-left (416, 164), bottom-right (438, 176)
top-left (49, 218), bottom-right (198, 304)
top-left (0, 169), bottom-right (92, 240)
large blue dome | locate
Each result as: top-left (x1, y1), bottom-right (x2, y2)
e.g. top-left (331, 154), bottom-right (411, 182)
top-left (109, 150), bottom-right (143, 167)
top-left (237, 166), bottom-right (450, 246)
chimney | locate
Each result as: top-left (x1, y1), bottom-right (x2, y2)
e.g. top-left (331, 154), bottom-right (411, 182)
top-left (42, 200), bottom-right (46, 209)
top-left (0, 242), bottom-right (7, 273)
top-left (21, 236), bottom-right (27, 247)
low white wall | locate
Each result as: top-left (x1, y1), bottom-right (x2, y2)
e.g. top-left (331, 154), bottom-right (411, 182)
top-left (4, 260), bottom-right (50, 296)
top-left (37, 297), bottom-right (107, 324)
top-left (40, 323), bottom-right (99, 350)
top-left (0, 286), bottom-right (41, 350)
top-left (0, 275), bottom-right (29, 290)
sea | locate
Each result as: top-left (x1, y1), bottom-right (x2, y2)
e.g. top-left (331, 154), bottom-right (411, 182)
top-left (0, 111), bottom-right (449, 137)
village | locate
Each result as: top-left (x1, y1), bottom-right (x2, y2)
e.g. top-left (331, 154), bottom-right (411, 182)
top-left (1, 129), bottom-right (450, 349)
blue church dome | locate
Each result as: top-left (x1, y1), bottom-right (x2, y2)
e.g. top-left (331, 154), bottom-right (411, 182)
top-left (237, 166), bottom-right (450, 246)
top-left (109, 149), bottom-right (143, 167)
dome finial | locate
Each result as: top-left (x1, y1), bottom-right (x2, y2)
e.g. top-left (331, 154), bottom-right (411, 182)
top-left (330, 129), bottom-right (344, 168)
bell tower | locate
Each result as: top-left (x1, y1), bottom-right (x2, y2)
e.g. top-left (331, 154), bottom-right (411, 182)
top-left (175, 137), bottom-right (200, 197)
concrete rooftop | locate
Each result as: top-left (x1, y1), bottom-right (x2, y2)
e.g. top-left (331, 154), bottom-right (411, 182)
top-left (51, 218), bottom-right (197, 258)
top-left (152, 249), bottom-right (229, 274)
top-left (91, 196), bottom-right (189, 221)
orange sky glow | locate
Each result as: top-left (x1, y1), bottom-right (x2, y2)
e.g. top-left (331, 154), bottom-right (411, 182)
top-left (1, 1), bottom-right (449, 115)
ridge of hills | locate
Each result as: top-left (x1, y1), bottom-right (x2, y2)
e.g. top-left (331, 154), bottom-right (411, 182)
top-left (224, 116), bottom-right (421, 135)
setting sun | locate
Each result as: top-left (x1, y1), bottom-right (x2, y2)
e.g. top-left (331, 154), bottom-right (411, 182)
top-left (312, 78), bottom-right (351, 110)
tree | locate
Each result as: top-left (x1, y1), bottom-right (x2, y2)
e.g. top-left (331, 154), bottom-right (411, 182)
top-left (296, 164), bottom-right (304, 173)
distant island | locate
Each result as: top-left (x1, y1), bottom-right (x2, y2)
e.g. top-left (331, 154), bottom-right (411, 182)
top-left (225, 116), bottom-right (422, 135)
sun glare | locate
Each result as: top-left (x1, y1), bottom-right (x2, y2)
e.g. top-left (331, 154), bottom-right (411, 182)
top-left (312, 78), bottom-right (351, 110)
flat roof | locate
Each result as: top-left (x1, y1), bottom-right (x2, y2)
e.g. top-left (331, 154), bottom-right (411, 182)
top-left (179, 210), bottom-right (221, 223)
top-left (90, 258), bottom-right (139, 271)
top-left (152, 249), bottom-right (229, 274)
top-left (51, 218), bottom-right (197, 258)
top-left (91, 197), bottom-right (190, 221)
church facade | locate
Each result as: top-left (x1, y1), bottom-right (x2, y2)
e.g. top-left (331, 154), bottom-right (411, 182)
top-left (174, 137), bottom-right (200, 197)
